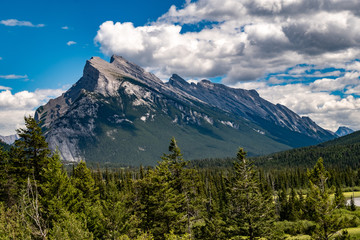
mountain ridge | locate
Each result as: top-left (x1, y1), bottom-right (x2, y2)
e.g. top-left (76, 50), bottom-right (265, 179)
top-left (35, 55), bottom-right (336, 165)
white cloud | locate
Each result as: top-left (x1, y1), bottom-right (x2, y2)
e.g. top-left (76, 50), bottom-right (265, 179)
top-left (67, 41), bottom-right (77, 46)
top-left (94, 0), bottom-right (360, 131)
top-left (0, 88), bottom-right (64, 135)
top-left (0, 57), bottom-right (2, 60)
top-left (95, 1), bottom-right (360, 83)
top-left (0, 86), bottom-right (11, 91)
top-left (0, 19), bottom-right (45, 27)
top-left (61, 26), bottom-right (69, 30)
top-left (0, 74), bottom-right (28, 79)
top-left (233, 77), bottom-right (360, 132)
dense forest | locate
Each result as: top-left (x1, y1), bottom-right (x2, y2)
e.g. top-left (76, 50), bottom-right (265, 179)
top-left (1, 116), bottom-right (360, 239)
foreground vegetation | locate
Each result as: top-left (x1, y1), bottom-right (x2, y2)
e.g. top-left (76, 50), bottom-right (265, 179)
top-left (1, 116), bottom-right (360, 239)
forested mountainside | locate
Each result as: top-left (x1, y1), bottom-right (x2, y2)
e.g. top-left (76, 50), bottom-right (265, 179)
top-left (253, 130), bottom-right (360, 169)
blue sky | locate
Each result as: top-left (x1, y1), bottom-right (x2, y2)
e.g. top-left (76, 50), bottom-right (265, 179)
top-left (0, 0), bottom-right (184, 93)
top-left (1, 0), bottom-right (360, 135)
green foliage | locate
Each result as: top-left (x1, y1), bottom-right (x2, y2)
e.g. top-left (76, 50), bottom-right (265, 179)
top-left (49, 211), bottom-right (93, 240)
top-left (15, 116), bottom-right (51, 183)
top-left (275, 220), bottom-right (315, 236)
top-left (334, 185), bottom-right (346, 208)
top-left (228, 148), bottom-right (275, 239)
top-left (305, 158), bottom-right (346, 240)
top-left (3, 116), bottom-right (360, 240)
top-left (72, 160), bottom-right (98, 200)
top-left (350, 195), bottom-right (357, 211)
top-left (0, 203), bottom-right (31, 239)
top-left (253, 131), bottom-right (360, 170)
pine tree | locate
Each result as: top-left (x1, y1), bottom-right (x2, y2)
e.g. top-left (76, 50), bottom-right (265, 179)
top-left (333, 185), bottom-right (346, 208)
top-left (306, 158), bottom-right (345, 240)
top-left (71, 161), bottom-right (105, 238)
top-left (15, 116), bottom-right (51, 184)
top-left (349, 195), bottom-right (356, 211)
top-left (161, 137), bottom-right (202, 236)
top-left (40, 152), bottom-right (81, 224)
top-left (228, 148), bottom-right (275, 240)
top-left (72, 160), bottom-right (98, 201)
top-left (278, 186), bottom-right (288, 221)
top-left (131, 161), bottom-right (185, 239)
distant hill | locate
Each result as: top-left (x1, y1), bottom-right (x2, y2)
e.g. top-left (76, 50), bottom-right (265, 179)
top-left (320, 130), bottom-right (360, 147)
top-left (253, 130), bottom-right (360, 169)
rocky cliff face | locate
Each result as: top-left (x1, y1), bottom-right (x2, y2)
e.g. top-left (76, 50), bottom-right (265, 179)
top-left (168, 74), bottom-right (332, 140)
top-left (35, 55), bottom-right (336, 165)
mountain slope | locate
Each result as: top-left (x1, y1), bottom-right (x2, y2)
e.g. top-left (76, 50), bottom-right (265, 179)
top-left (253, 130), bottom-right (360, 169)
top-left (35, 55), bottom-right (335, 165)
top-left (168, 74), bottom-right (333, 143)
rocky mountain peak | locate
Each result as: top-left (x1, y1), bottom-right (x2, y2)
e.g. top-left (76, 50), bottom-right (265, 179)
top-left (198, 79), bottom-right (213, 86)
top-left (168, 74), bottom-right (189, 88)
top-left (335, 126), bottom-right (354, 137)
top-left (36, 55), bottom-right (336, 164)
top-left (109, 55), bottom-right (162, 85)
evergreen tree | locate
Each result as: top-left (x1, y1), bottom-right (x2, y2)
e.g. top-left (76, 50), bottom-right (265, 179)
top-left (15, 116), bottom-right (51, 184)
top-left (161, 137), bottom-right (203, 237)
top-left (72, 160), bottom-right (98, 201)
top-left (333, 185), bottom-right (346, 208)
top-left (71, 161), bottom-right (105, 238)
top-left (278, 186), bottom-right (288, 221)
top-left (228, 148), bottom-right (275, 240)
top-left (193, 176), bottom-right (226, 240)
top-left (306, 158), bottom-right (345, 240)
top-left (40, 152), bottom-right (81, 225)
top-left (131, 161), bottom-right (185, 239)
top-left (349, 195), bottom-right (356, 211)
top-left (287, 188), bottom-right (298, 221)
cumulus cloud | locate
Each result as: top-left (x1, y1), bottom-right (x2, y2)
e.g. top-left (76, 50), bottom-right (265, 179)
top-left (94, 0), bottom-right (360, 130)
top-left (0, 19), bottom-right (45, 27)
top-left (61, 26), bottom-right (69, 30)
top-left (95, 0), bottom-right (360, 83)
top-left (0, 74), bottom-right (28, 79)
top-left (67, 41), bottom-right (76, 46)
top-left (0, 88), bottom-right (64, 135)
top-left (233, 72), bottom-right (360, 131)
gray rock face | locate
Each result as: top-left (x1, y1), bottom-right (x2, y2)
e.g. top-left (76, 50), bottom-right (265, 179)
top-left (167, 74), bottom-right (333, 140)
top-left (0, 134), bottom-right (19, 145)
top-left (35, 55), bottom-right (336, 163)
top-left (335, 126), bottom-right (354, 137)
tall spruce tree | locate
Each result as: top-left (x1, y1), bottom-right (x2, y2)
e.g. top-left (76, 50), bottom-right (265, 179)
top-left (15, 116), bottom-right (51, 184)
top-left (228, 148), bottom-right (275, 240)
top-left (306, 158), bottom-right (345, 240)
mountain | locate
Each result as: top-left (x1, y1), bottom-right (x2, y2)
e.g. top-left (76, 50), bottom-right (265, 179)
top-left (335, 126), bottom-right (354, 137)
top-left (35, 55), bottom-right (335, 165)
top-left (253, 130), bottom-right (360, 169)
top-left (0, 134), bottom-right (19, 145)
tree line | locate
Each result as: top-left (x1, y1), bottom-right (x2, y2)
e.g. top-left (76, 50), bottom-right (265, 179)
top-left (0, 116), bottom-right (358, 239)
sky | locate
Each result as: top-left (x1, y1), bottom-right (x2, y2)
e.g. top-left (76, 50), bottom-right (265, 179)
top-left (1, 0), bottom-right (360, 135)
